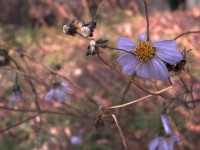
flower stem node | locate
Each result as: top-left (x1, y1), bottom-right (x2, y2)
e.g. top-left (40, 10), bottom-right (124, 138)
top-left (63, 19), bottom-right (78, 36)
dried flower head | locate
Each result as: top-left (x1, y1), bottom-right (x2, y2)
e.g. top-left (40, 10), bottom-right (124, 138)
top-left (81, 19), bottom-right (96, 37)
top-left (0, 46), bottom-right (10, 67)
top-left (86, 39), bottom-right (108, 56)
top-left (63, 19), bottom-right (77, 36)
top-left (117, 34), bottom-right (183, 80)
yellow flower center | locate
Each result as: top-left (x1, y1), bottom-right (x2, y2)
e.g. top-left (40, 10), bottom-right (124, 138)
top-left (134, 41), bottom-right (154, 61)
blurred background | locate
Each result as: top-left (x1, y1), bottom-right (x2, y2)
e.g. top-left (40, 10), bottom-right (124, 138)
top-left (0, 0), bottom-right (200, 150)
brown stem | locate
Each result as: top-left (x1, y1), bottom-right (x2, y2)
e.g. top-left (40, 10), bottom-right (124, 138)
top-left (94, 0), bottom-right (106, 19)
top-left (106, 46), bottom-right (134, 55)
top-left (142, 0), bottom-right (150, 41)
top-left (174, 31), bottom-right (200, 40)
top-left (0, 114), bottom-right (39, 133)
top-left (120, 75), bottom-right (135, 104)
top-left (104, 114), bottom-right (128, 150)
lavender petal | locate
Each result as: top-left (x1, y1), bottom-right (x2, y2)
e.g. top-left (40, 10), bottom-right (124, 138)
top-left (161, 114), bottom-right (172, 135)
top-left (149, 58), bottom-right (169, 80)
top-left (45, 89), bottom-right (55, 102)
top-left (61, 82), bottom-right (73, 92)
top-left (148, 137), bottom-right (159, 150)
top-left (117, 54), bottom-right (140, 75)
top-left (157, 137), bottom-right (168, 150)
top-left (167, 135), bottom-right (180, 150)
top-left (55, 89), bottom-right (68, 102)
top-left (117, 37), bottom-right (136, 52)
top-left (139, 34), bottom-right (147, 42)
top-left (153, 40), bottom-right (183, 64)
top-left (137, 62), bottom-right (152, 79)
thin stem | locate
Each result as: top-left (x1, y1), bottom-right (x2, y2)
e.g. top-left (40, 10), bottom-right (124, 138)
top-left (94, 0), bottom-right (106, 19)
top-left (174, 31), bottom-right (200, 40)
top-left (0, 106), bottom-right (93, 119)
top-left (104, 114), bottom-right (128, 150)
top-left (106, 46), bottom-right (134, 55)
top-left (108, 86), bottom-right (172, 109)
top-left (142, 0), bottom-right (150, 41)
top-left (120, 74), bottom-right (135, 104)
top-left (0, 114), bottom-right (39, 133)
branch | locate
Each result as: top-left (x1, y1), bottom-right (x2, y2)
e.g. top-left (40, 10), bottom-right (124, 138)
top-left (174, 31), bottom-right (200, 40)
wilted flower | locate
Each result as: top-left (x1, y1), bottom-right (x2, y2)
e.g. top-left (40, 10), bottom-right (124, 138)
top-left (45, 82), bottom-right (72, 102)
top-left (117, 34), bottom-right (183, 80)
top-left (63, 19), bottom-right (77, 36)
top-left (86, 39), bottom-right (108, 56)
top-left (70, 136), bottom-right (82, 145)
top-left (81, 19), bottom-right (96, 37)
top-left (0, 47), bottom-right (10, 67)
top-left (161, 114), bottom-right (172, 135)
top-left (149, 135), bottom-right (180, 150)
top-left (10, 85), bottom-right (24, 102)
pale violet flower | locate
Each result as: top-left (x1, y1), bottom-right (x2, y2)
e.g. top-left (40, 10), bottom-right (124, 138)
top-left (70, 136), bottom-right (82, 145)
top-left (10, 85), bottom-right (24, 102)
top-left (10, 90), bottom-right (24, 102)
top-left (167, 135), bottom-right (180, 150)
top-left (45, 82), bottom-right (72, 102)
top-left (149, 137), bottom-right (168, 150)
top-left (117, 34), bottom-right (183, 80)
top-left (161, 114), bottom-right (172, 135)
top-left (149, 135), bottom-right (180, 150)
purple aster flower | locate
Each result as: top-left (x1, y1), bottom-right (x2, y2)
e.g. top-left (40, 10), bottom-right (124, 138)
top-left (148, 137), bottom-right (168, 150)
top-left (10, 85), bottom-right (25, 102)
top-left (161, 114), bottom-right (172, 135)
top-left (10, 90), bottom-right (24, 102)
top-left (167, 135), bottom-right (180, 150)
top-left (117, 34), bottom-right (183, 80)
top-left (70, 136), bottom-right (82, 145)
top-left (149, 135), bottom-right (180, 150)
top-left (45, 82), bottom-right (72, 102)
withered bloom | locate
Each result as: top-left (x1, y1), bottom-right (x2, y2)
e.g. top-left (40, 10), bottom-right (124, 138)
top-left (63, 19), bottom-right (77, 36)
top-left (0, 47), bottom-right (10, 67)
top-left (81, 19), bottom-right (97, 37)
top-left (86, 39), bottom-right (108, 56)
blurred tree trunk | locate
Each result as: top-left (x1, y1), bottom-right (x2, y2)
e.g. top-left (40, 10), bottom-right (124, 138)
top-left (81, 0), bottom-right (91, 20)
top-left (186, 0), bottom-right (200, 9)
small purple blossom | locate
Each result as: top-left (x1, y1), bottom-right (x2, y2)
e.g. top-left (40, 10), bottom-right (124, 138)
top-left (161, 114), bottom-right (172, 135)
top-left (10, 90), bottom-right (24, 102)
top-left (167, 135), bottom-right (180, 150)
top-left (10, 85), bottom-right (24, 102)
top-left (45, 82), bottom-right (72, 102)
top-left (149, 135), bottom-right (180, 150)
top-left (117, 34), bottom-right (183, 80)
top-left (149, 137), bottom-right (168, 150)
top-left (70, 136), bottom-right (82, 145)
